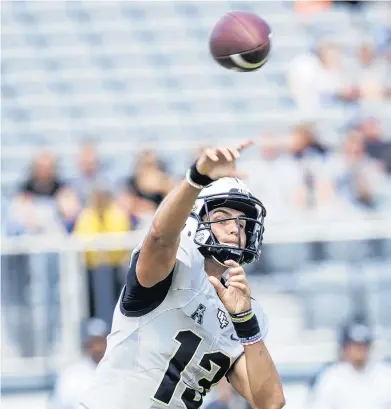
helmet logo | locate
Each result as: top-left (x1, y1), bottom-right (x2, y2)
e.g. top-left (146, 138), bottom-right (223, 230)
top-left (195, 231), bottom-right (209, 244)
top-left (192, 202), bottom-right (202, 213)
top-left (229, 187), bottom-right (249, 196)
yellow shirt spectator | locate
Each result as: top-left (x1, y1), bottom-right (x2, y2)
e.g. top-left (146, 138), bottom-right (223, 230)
top-left (74, 192), bottom-right (131, 269)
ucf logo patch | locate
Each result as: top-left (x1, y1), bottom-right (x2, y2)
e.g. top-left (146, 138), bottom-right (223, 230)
top-left (217, 308), bottom-right (229, 329)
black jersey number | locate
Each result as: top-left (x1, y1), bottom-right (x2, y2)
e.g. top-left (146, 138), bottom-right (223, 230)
top-left (153, 329), bottom-right (231, 408)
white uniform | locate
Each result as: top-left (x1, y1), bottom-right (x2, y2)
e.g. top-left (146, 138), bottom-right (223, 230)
top-left (80, 232), bottom-right (267, 409)
top-left (309, 361), bottom-right (391, 409)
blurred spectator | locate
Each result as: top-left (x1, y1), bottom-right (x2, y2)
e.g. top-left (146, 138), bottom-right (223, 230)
top-left (21, 150), bottom-right (65, 199)
top-left (327, 130), bottom-right (387, 211)
top-left (294, 0), bottom-right (331, 14)
top-left (115, 187), bottom-right (140, 229)
top-left (357, 117), bottom-right (391, 172)
top-left (6, 192), bottom-right (64, 236)
top-left (73, 188), bottom-right (131, 319)
top-left (383, 146), bottom-right (391, 175)
top-left (308, 317), bottom-right (391, 409)
top-left (240, 125), bottom-right (334, 220)
top-left (74, 187), bottom-right (132, 268)
top-left (125, 150), bottom-right (175, 213)
top-left (51, 317), bottom-right (108, 409)
top-left (56, 187), bottom-right (82, 233)
top-left (287, 41), bottom-right (359, 111)
top-left (72, 141), bottom-right (108, 204)
top-left (355, 41), bottom-right (389, 101)
top-left (290, 123), bottom-right (328, 159)
top-left (335, 0), bottom-right (364, 9)
top-left (374, 22), bottom-right (391, 62)
top-left (288, 124), bottom-right (334, 211)
top-left (239, 133), bottom-right (300, 221)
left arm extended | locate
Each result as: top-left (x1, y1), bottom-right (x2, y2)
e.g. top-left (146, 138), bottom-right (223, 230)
top-left (209, 260), bottom-right (285, 409)
top-left (228, 343), bottom-right (285, 409)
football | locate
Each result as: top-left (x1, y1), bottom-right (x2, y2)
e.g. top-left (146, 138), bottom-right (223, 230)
top-left (209, 11), bottom-right (272, 72)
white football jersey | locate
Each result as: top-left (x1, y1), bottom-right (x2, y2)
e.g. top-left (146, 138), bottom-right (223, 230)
top-left (80, 232), bottom-right (267, 409)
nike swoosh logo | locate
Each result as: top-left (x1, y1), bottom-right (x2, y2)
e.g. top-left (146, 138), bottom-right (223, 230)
top-left (230, 334), bottom-right (239, 342)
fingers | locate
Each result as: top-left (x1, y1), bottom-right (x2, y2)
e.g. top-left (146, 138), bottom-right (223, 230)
top-left (203, 147), bottom-right (235, 163)
top-left (217, 147), bottom-right (234, 162)
top-left (216, 147), bottom-right (240, 163)
top-left (237, 140), bottom-right (254, 152)
top-left (227, 282), bottom-right (251, 296)
top-left (226, 268), bottom-right (243, 277)
top-left (208, 276), bottom-right (226, 296)
top-left (227, 268), bottom-right (248, 283)
top-left (228, 275), bottom-right (249, 289)
top-left (224, 260), bottom-right (244, 277)
top-left (216, 145), bottom-right (247, 161)
top-left (205, 143), bottom-right (248, 163)
top-left (198, 142), bottom-right (251, 180)
top-left (204, 148), bottom-right (219, 162)
top-left (224, 259), bottom-right (249, 287)
top-left (227, 147), bottom-right (240, 160)
top-left (224, 260), bottom-right (240, 268)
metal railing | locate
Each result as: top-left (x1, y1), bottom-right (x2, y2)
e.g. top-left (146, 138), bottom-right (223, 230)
top-left (2, 217), bottom-right (391, 254)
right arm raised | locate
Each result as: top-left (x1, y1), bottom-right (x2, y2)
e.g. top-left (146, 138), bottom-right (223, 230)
top-left (136, 179), bottom-right (200, 287)
top-left (136, 142), bottom-right (252, 288)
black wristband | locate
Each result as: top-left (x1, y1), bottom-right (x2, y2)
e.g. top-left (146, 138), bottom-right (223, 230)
top-left (230, 309), bottom-right (262, 345)
top-left (232, 315), bottom-right (260, 339)
top-left (189, 163), bottom-right (214, 187)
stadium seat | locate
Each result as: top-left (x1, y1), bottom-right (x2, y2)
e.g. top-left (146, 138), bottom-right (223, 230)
top-left (296, 262), bottom-right (355, 329)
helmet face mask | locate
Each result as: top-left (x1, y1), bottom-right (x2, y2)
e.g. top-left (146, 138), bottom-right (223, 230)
top-left (186, 178), bottom-right (266, 266)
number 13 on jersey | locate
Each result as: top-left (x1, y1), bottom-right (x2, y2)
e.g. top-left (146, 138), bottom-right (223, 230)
top-left (152, 330), bottom-right (231, 408)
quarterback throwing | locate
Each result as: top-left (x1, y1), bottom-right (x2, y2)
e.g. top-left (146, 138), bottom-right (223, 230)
top-left (80, 141), bottom-right (285, 409)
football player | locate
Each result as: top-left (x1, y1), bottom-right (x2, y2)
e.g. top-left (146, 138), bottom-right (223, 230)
top-left (80, 141), bottom-right (285, 409)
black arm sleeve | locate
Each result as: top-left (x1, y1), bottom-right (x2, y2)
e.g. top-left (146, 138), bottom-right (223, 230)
top-left (120, 251), bottom-right (174, 317)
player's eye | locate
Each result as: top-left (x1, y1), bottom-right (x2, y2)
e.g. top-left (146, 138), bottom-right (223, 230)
top-left (212, 213), bottom-right (226, 222)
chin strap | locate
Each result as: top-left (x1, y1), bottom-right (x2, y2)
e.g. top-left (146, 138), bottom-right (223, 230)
top-left (210, 247), bottom-right (244, 265)
top-left (211, 255), bottom-right (228, 267)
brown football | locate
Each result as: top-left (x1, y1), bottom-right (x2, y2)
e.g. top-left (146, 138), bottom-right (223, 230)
top-left (209, 11), bottom-right (272, 72)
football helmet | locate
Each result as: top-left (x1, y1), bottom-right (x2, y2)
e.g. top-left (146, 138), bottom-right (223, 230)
top-left (184, 177), bottom-right (266, 265)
